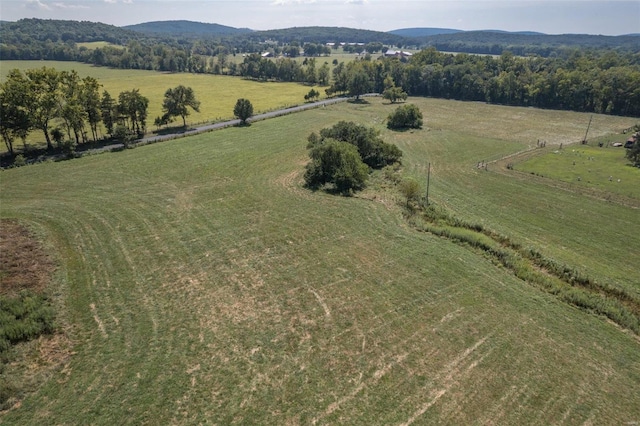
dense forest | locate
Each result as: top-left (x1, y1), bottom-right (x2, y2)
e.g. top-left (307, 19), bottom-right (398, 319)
top-left (374, 48), bottom-right (640, 116)
top-left (123, 20), bottom-right (252, 36)
top-left (417, 31), bottom-right (640, 56)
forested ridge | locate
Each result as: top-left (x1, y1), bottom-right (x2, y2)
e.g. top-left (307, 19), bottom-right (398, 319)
top-left (419, 31), bottom-right (640, 56)
top-left (123, 20), bottom-right (252, 36)
top-left (2, 18), bottom-right (639, 63)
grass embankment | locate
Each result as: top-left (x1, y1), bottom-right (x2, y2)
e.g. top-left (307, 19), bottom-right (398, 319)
top-left (405, 203), bottom-right (640, 334)
top-left (1, 97), bottom-right (639, 424)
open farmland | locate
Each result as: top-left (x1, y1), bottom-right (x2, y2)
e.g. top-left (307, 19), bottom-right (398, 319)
top-left (1, 97), bottom-right (639, 424)
top-left (514, 142), bottom-right (639, 200)
top-left (0, 60), bottom-right (315, 130)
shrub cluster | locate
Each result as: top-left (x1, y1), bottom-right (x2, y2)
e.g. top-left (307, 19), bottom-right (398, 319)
top-left (387, 104), bottom-right (423, 130)
top-left (304, 140), bottom-right (369, 194)
top-left (0, 291), bottom-right (55, 358)
top-left (315, 121), bottom-right (402, 168)
top-left (304, 121), bottom-right (402, 194)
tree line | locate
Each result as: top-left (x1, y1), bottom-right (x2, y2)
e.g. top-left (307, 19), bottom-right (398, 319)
top-left (22, 41), bottom-right (636, 118)
top-left (0, 67), bottom-right (206, 156)
top-left (323, 49), bottom-right (640, 117)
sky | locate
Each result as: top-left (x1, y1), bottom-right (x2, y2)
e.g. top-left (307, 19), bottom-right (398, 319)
top-left (0, 0), bottom-right (638, 35)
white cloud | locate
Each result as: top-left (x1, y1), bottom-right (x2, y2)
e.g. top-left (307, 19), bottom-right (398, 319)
top-left (25, 0), bottom-right (52, 11)
top-left (271, 0), bottom-right (317, 5)
top-left (26, 0), bottom-right (92, 10)
top-left (51, 2), bottom-right (90, 9)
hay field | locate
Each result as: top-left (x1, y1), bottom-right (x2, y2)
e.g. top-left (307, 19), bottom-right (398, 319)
top-left (0, 60), bottom-right (314, 127)
top-left (1, 97), bottom-right (638, 424)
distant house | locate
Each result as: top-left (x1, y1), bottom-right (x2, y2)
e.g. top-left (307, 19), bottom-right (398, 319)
top-left (261, 52), bottom-right (273, 58)
top-left (384, 50), bottom-right (413, 58)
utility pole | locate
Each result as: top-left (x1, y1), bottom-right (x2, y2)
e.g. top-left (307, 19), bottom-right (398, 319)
top-left (582, 115), bottom-right (593, 144)
top-left (425, 162), bottom-right (431, 206)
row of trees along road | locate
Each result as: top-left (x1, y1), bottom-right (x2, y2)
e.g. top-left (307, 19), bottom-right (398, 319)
top-left (0, 67), bottom-right (204, 156)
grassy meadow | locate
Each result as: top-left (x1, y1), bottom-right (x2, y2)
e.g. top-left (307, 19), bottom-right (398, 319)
top-left (515, 143), bottom-right (639, 199)
top-left (0, 60), bottom-right (316, 146)
top-left (1, 97), bottom-right (639, 424)
top-left (76, 41), bottom-right (124, 50)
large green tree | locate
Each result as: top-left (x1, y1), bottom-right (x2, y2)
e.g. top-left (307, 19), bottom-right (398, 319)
top-left (317, 121), bottom-right (402, 168)
top-left (233, 98), bottom-right (254, 125)
top-left (100, 90), bottom-right (117, 136)
top-left (81, 76), bottom-right (102, 141)
top-left (161, 85), bottom-right (200, 127)
top-left (25, 67), bottom-right (61, 150)
top-left (348, 68), bottom-right (372, 100)
top-left (304, 139), bottom-right (369, 194)
top-left (118, 89), bottom-right (149, 135)
top-left (58, 70), bottom-right (86, 145)
top-left (382, 76), bottom-right (408, 103)
top-left (0, 70), bottom-right (31, 155)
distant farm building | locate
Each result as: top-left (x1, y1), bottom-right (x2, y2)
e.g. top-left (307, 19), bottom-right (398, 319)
top-left (384, 50), bottom-right (413, 58)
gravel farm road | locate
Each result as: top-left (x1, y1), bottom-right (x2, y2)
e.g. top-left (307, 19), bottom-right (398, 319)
top-left (103, 95), bottom-right (377, 152)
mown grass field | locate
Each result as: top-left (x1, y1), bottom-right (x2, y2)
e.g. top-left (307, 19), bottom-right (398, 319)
top-left (76, 41), bottom-right (123, 50)
top-left (515, 143), bottom-right (639, 199)
top-left (1, 97), bottom-right (639, 424)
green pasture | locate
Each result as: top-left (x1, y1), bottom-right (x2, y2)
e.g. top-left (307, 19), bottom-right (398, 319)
top-left (1, 97), bottom-right (639, 424)
top-left (515, 143), bottom-right (639, 199)
top-left (0, 60), bottom-right (317, 144)
top-left (227, 47), bottom-right (368, 66)
top-left (76, 41), bottom-right (123, 50)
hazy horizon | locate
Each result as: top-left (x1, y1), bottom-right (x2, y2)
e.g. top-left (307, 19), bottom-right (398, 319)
top-left (0, 0), bottom-right (638, 36)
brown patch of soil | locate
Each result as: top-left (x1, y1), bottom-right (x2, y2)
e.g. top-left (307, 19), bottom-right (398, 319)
top-left (1, 219), bottom-right (67, 414)
top-left (0, 219), bottom-right (56, 297)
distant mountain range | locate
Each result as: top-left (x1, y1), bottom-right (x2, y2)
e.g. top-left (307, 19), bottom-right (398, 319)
top-left (388, 28), bottom-right (545, 37)
top-left (1, 18), bottom-right (638, 59)
top-left (123, 20), bottom-right (252, 36)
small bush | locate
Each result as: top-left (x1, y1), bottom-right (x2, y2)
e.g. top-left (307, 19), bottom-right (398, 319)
top-left (387, 104), bottom-right (423, 130)
top-left (13, 154), bottom-right (26, 167)
top-left (626, 141), bottom-right (640, 167)
top-left (399, 178), bottom-right (422, 206)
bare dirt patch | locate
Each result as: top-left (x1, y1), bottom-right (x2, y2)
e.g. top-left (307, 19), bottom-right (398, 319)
top-left (1, 219), bottom-right (69, 414)
top-left (0, 219), bottom-right (56, 297)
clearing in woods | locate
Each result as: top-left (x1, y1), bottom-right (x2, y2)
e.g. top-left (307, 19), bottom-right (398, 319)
top-left (0, 97), bottom-right (638, 424)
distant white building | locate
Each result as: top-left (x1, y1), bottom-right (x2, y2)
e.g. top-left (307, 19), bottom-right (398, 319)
top-left (385, 50), bottom-right (413, 58)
